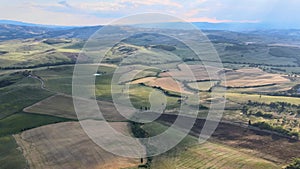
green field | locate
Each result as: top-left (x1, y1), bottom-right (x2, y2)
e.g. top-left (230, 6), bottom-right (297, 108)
top-left (1, 25), bottom-right (300, 169)
top-left (172, 142), bottom-right (279, 169)
top-left (0, 136), bottom-right (28, 169)
top-left (23, 94), bottom-right (128, 121)
top-left (0, 77), bottom-right (53, 119)
top-left (129, 84), bottom-right (180, 110)
top-left (217, 43), bottom-right (299, 66)
top-left (0, 39), bottom-right (83, 68)
top-left (0, 41), bottom-right (51, 67)
top-left (33, 65), bottom-right (181, 111)
top-left (34, 65), bottom-right (116, 95)
top-left (33, 65), bottom-right (76, 94)
top-left (142, 122), bottom-right (280, 169)
top-left (226, 92), bottom-right (300, 105)
top-left (187, 81), bottom-right (219, 91)
top-left (0, 112), bottom-right (72, 137)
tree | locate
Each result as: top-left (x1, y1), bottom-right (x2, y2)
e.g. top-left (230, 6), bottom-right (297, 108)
top-left (242, 106), bottom-right (248, 115)
top-left (285, 158), bottom-right (300, 169)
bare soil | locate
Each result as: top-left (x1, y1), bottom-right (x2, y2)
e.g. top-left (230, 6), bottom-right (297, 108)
top-left (14, 122), bottom-right (140, 169)
top-left (221, 68), bottom-right (290, 88)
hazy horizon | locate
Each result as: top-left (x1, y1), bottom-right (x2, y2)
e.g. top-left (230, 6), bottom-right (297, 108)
top-left (1, 0), bottom-right (300, 28)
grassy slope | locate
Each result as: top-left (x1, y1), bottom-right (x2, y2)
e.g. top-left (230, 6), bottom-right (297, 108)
top-left (34, 65), bottom-right (116, 95)
top-left (33, 65), bottom-right (76, 94)
top-left (0, 70), bottom-right (73, 169)
top-left (34, 65), bottom-right (180, 110)
top-left (0, 136), bottom-right (28, 169)
top-left (0, 112), bottom-right (72, 137)
top-left (226, 92), bottom-right (300, 105)
top-left (217, 43), bottom-right (298, 66)
top-left (129, 84), bottom-right (180, 110)
top-left (0, 113), bottom-right (72, 169)
top-left (173, 142), bottom-right (280, 169)
top-left (187, 81), bottom-right (218, 91)
top-left (142, 122), bottom-right (280, 169)
top-left (0, 39), bottom-right (82, 68)
top-left (0, 77), bottom-right (53, 119)
top-left (0, 34), bottom-right (298, 169)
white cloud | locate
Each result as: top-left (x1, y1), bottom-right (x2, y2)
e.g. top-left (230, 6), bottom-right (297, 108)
top-left (77, 1), bottom-right (127, 12)
top-left (0, 2), bottom-right (111, 26)
top-left (184, 8), bottom-right (210, 18)
top-left (186, 17), bottom-right (259, 23)
top-left (120, 0), bottom-right (182, 8)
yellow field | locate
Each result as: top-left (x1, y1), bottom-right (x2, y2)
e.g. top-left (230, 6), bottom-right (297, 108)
top-left (187, 81), bottom-right (219, 91)
top-left (172, 142), bottom-right (280, 169)
top-left (160, 63), bottom-right (221, 81)
top-left (131, 77), bottom-right (191, 94)
top-left (222, 68), bottom-right (290, 87)
top-left (145, 123), bottom-right (280, 169)
top-left (0, 39), bottom-right (80, 67)
top-left (226, 92), bottom-right (300, 105)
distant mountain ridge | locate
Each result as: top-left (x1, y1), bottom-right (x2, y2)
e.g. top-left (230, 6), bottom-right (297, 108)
top-left (134, 22), bottom-right (300, 31)
top-left (1, 20), bottom-right (300, 42)
top-left (1, 19), bottom-right (300, 31)
top-left (0, 20), bottom-right (77, 29)
top-left (0, 23), bottom-right (102, 41)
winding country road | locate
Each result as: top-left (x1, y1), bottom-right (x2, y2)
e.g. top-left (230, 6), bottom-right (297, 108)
top-left (28, 74), bottom-right (45, 89)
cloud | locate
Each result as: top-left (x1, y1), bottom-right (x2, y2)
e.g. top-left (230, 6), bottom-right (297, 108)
top-left (2, 0), bottom-right (298, 26)
top-left (187, 17), bottom-right (232, 23)
top-left (120, 0), bottom-right (182, 8)
top-left (184, 8), bottom-right (209, 18)
top-left (35, 0), bottom-right (183, 14)
top-left (195, 0), bottom-right (208, 3)
top-left (28, 1), bottom-right (125, 13)
top-left (77, 2), bottom-right (126, 12)
top-left (187, 17), bottom-right (259, 23)
top-left (58, 1), bottom-right (71, 8)
top-left (0, 2), bottom-right (111, 26)
top-left (29, 1), bottom-right (70, 12)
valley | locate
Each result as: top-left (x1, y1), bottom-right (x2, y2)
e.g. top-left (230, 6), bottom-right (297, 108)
top-left (0, 24), bottom-right (300, 169)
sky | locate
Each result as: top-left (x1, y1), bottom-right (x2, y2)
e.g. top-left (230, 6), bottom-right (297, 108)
top-left (0, 0), bottom-right (300, 26)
